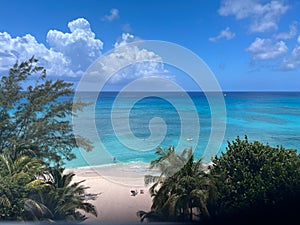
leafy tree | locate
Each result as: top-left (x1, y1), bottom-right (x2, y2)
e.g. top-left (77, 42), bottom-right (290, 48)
top-left (139, 147), bottom-right (215, 222)
top-left (0, 58), bottom-right (97, 221)
top-left (0, 57), bottom-right (92, 165)
top-left (139, 138), bottom-right (300, 224)
top-left (210, 136), bottom-right (300, 219)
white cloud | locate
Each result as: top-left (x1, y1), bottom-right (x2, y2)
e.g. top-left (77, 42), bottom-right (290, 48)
top-left (77, 33), bottom-right (171, 91)
top-left (281, 46), bottom-right (300, 70)
top-left (246, 38), bottom-right (288, 60)
top-left (103, 33), bottom-right (169, 84)
top-left (209, 27), bottom-right (236, 42)
top-left (114, 33), bottom-right (136, 48)
top-left (0, 19), bottom-right (170, 85)
top-left (218, 0), bottom-right (254, 19)
top-left (275, 22), bottom-right (297, 40)
top-left (102, 8), bottom-right (119, 21)
top-left (297, 35), bottom-right (300, 44)
top-left (47, 18), bottom-right (103, 72)
top-left (0, 31), bottom-right (73, 76)
top-left (0, 18), bottom-right (104, 77)
top-left (219, 0), bottom-right (289, 33)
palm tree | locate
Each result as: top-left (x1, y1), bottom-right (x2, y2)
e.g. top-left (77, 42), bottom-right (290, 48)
top-left (0, 147), bottom-right (97, 221)
top-left (139, 147), bottom-right (216, 222)
top-left (0, 152), bottom-right (46, 220)
top-left (32, 166), bottom-right (97, 221)
top-left (171, 155), bottom-right (215, 221)
top-left (144, 146), bottom-right (188, 196)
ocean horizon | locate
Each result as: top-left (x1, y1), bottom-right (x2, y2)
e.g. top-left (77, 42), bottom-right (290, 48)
top-left (66, 91), bottom-right (300, 168)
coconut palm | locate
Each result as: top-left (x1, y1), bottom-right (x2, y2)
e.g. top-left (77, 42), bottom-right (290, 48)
top-left (139, 147), bottom-right (216, 222)
top-left (0, 149), bottom-right (97, 221)
top-left (0, 152), bottom-right (46, 220)
top-left (32, 166), bottom-right (97, 221)
top-left (144, 146), bottom-right (189, 196)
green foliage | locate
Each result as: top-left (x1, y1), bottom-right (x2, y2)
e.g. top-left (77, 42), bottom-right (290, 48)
top-left (210, 136), bottom-right (300, 216)
top-left (140, 138), bottom-right (300, 224)
top-left (139, 147), bottom-right (214, 222)
top-left (0, 152), bottom-right (45, 220)
top-left (0, 58), bottom-right (97, 221)
top-left (26, 166), bottom-right (97, 221)
top-left (0, 150), bottom-right (97, 221)
top-left (0, 56), bottom-right (92, 165)
top-left (144, 146), bottom-right (189, 196)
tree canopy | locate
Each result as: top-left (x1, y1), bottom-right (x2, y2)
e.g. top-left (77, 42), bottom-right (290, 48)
top-left (210, 136), bottom-right (300, 216)
top-left (199, 136), bottom-right (300, 225)
top-left (140, 137), bottom-right (300, 225)
top-left (0, 56), bottom-right (92, 165)
top-left (139, 147), bottom-right (215, 222)
top-left (0, 57), bottom-right (97, 221)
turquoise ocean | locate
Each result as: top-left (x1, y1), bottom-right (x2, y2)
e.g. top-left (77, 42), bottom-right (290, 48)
top-left (66, 92), bottom-right (300, 168)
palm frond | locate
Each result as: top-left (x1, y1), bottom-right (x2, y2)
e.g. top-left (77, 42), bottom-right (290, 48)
top-left (24, 198), bottom-right (53, 219)
top-left (0, 154), bottom-right (12, 175)
top-left (0, 194), bottom-right (11, 207)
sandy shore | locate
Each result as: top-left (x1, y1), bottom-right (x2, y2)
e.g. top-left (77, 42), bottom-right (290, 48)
top-left (67, 162), bottom-right (158, 223)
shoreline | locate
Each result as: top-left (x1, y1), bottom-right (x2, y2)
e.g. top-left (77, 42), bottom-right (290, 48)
top-left (68, 161), bottom-right (159, 180)
top-left (67, 162), bottom-right (155, 223)
top-left (66, 161), bottom-right (213, 222)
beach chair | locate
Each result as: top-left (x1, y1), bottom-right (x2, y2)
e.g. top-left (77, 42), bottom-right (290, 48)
top-left (130, 189), bottom-right (138, 196)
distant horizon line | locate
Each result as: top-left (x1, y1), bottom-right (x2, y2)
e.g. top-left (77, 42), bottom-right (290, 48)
top-left (74, 90), bottom-right (300, 93)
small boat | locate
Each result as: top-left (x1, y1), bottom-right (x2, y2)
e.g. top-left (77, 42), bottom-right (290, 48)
top-left (186, 138), bottom-right (193, 141)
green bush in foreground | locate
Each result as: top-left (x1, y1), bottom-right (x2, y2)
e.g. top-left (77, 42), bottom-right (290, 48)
top-left (140, 137), bottom-right (300, 224)
top-left (0, 153), bottom-right (44, 220)
top-left (210, 136), bottom-right (300, 217)
top-left (26, 166), bottom-right (97, 221)
top-left (0, 154), bottom-right (97, 221)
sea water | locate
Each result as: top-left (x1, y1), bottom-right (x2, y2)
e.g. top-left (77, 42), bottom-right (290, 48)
top-left (66, 92), bottom-right (300, 168)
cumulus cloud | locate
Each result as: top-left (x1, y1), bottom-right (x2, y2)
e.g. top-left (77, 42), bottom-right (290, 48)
top-left (102, 8), bottom-right (119, 21)
top-left (279, 33), bottom-right (300, 70)
top-left (209, 27), bottom-right (236, 42)
top-left (218, 0), bottom-right (289, 33)
top-left (103, 33), bottom-right (169, 84)
top-left (0, 18), bottom-right (103, 78)
top-left (218, 0), bottom-right (254, 19)
top-left (275, 22), bottom-right (297, 40)
top-left (0, 18), bottom-right (170, 86)
top-left (281, 45), bottom-right (300, 70)
top-left (0, 32), bottom-right (73, 76)
top-left (103, 47), bottom-right (167, 84)
top-left (246, 38), bottom-right (288, 60)
top-left (47, 18), bottom-right (103, 72)
top-left (77, 33), bottom-right (171, 91)
top-left (114, 33), bottom-right (141, 48)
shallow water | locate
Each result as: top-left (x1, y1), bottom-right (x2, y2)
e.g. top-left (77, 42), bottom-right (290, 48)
top-left (66, 92), bottom-right (300, 168)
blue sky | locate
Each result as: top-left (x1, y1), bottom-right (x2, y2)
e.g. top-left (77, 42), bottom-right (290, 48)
top-left (0, 0), bottom-right (300, 91)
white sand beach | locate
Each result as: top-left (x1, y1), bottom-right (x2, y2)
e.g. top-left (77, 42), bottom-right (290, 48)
top-left (67, 163), bottom-right (156, 223)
